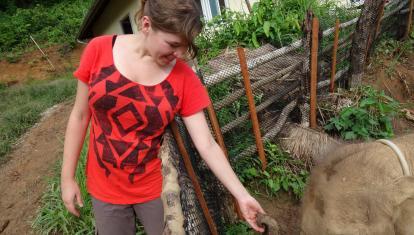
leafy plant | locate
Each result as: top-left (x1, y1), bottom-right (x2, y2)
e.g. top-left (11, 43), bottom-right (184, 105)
top-left (225, 221), bottom-right (254, 235)
top-left (196, 0), bottom-right (355, 65)
top-left (0, 0), bottom-right (92, 60)
top-left (324, 86), bottom-right (400, 140)
top-left (236, 141), bottom-right (308, 198)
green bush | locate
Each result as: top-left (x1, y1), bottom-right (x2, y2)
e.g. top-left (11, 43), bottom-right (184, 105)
top-left (0, 0), bottom-right (92, 59)
top-left (225, 221), bottom-right (254, 235)
top-left (196, 0), bottom-right (356, 64)
top-left (236, 141), bottom-right (309, 198)
top-left (324, 86), bottom-right (400, 140)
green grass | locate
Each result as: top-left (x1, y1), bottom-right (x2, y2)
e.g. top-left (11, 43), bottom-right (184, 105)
top-left (0, 75), bottom-right (76, 163)
top-left (32, 135), bottom-right (146, 234)
top-left (32, 138), bottom-right (95, 235)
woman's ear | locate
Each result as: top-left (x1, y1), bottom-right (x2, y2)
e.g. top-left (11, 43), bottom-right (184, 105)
top-left (141, 16), bottom-right (151, 34)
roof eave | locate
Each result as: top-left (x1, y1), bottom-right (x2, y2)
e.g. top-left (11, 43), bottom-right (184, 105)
top-left (77, 0), bottom-right (110, 42)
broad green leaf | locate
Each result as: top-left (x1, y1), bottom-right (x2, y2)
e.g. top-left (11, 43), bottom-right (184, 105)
top-left (263, 21), bottom-right (271, 37)
top-left (251, 32), bottom-right (259, 48)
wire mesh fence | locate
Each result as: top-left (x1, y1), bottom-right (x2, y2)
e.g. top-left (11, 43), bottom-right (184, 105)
top-left (168, 1), bottom-right (414, 234)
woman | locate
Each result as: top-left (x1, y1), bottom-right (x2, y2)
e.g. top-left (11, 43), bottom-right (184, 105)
top-left (61, 0), bottom-right (265, 234)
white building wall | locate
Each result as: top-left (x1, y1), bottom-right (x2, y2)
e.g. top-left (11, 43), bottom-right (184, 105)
top-left (92, 0), bottom-right (140, 36)
top-left (225, 0), bottom-right (259, 14)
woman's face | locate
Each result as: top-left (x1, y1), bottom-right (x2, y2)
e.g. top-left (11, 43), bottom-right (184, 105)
top-left (141, 17), bottom-right (188, 66)
top-left (149, 29), bottom-right (188, 66)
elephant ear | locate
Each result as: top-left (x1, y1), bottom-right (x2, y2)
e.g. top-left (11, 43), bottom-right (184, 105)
top-left (390, 176), bottom-right (414, 206)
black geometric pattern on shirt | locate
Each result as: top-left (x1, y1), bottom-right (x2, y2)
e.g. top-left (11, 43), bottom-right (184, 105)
top-left (138, 105), bottom-right (164, 139)
top-left (119, 85), bottom-right (146, 102)
top-left (97, 133), bottom-right (117, 168)
top-left (90, 65), bottom-right (116, 87)
top-left (148, 93), bottom-right (163, 106)
top-left (109, 138), bottom-right (133, 157)
top-left (161, 81), bottom-right (178, 109)
top-left (128, 136), bottom-right (162, 183)
top-left (89, 91), bottom-right (96, 100)
top-left (92, 125), bottom-right (111, 177)
top-left (93, 95), bottom-right (117, 135)
top-left (106, 74), bottom-right (130, 93)
top-left (165, 111), bottom-right (171, 123)
top-left (120, 142), bottom-right (149, 170)
top-left (112, 103), bottom-right (144, 137)
top-left (144, 86), bottom-right (156, 93)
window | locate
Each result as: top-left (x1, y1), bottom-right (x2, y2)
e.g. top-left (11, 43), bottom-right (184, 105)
top-left (120, 15), bottom-right (133, 34)
top-left (196, 0), bottom-right (226, 20)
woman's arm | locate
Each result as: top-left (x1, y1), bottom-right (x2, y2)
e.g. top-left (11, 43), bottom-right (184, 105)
top-left (61, 80), bottom-right (91, 217)
top-left (182, 111), bottom-right (265, 232)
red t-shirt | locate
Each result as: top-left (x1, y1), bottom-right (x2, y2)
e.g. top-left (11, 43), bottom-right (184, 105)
top-left (73, 35), bottom-right (211, 204)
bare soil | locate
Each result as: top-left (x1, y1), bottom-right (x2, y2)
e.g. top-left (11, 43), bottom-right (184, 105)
top-left (0, 45), bottom-right (84, 85)
top-left (0, 101), bottom-right (73, 234)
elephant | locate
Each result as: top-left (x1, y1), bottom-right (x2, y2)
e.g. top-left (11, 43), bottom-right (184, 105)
top-left (286, 128), bottom-right (414, 235)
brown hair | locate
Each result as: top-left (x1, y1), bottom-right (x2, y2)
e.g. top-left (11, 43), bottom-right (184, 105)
top-left (135, 0), bottom-right (203, 59)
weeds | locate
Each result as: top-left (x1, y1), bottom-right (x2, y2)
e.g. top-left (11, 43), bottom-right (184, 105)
top-left (32, 136), bottom-right (146, 234)
top-left (32, 140), bottom-right (94, 235)
top-left (235, 141), bottom-right (309, 198)
top-left (324, 86), bottom-right (400, 140)
top-left (196, 0), bottom-right (356, 64)
top-left (0, 0), bottom-right (92, 60)
top-left (0, 75), bottom-right (76, 163)
top-left (374, 32), bottom-right (414, 76)
top-left (225, 221), bottom-right (254, 235)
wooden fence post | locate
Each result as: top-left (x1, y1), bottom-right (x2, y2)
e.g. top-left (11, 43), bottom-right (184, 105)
top-left (405, 0), bottom-right (414, 39)
top-left (330, 19), bottom-right (340, 93)
top-left (237, 47), bottom-right (267, 170)
top-left (170, 121), bottom-right (218, 235)
top-left (310, 17), bottom-right (319, 129)
top-left (205, 105), bottom-right (243, 218)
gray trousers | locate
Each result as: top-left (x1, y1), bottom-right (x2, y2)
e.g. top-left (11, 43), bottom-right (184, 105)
top-left (91, 196), bottom-right (164, 235)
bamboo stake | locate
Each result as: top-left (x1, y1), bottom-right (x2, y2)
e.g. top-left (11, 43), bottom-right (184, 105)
top-left (374, 0), bottom-right (386, 39)
top-left (244, 0), bottom-right (252, 13)
top-left (170, 121), bottom-right (219, 235)
top-left (310, 17), bottom-right (319, 129)
top-left (405, 0), bottom-right (414, 39)
top-left (29, 35), bottom-right (56, 71)
top-left (205, 105), bottom-right (243, 218)
top-left (237, 47), bottom-right (267, 170)
top-left (330, 19), bottom-right (340, 93)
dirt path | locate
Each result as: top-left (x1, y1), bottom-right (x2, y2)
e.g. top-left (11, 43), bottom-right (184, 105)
top-left (0, 101), bottom-right (73, 235)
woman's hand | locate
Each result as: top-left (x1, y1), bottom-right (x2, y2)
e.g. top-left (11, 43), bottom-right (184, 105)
top-left (61, 178), bottom-right (83, 217)
top-left (238, 194), bottom-right (265, 232)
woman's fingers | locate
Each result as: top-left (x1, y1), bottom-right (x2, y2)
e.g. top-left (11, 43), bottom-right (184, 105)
top-left (63, 198), bottom-right (80, 217)
top-left (76, 191), bottom-right (84, 208)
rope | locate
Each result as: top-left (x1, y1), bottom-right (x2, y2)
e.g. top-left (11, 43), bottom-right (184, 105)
top-left (377, 139), bottom-right (411, 176)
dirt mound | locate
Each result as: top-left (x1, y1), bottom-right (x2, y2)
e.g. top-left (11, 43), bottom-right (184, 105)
top-left (0, 45), bottom-right (84, 84)
top-left (366, 54), bottom-right (414, 103)
top-left (364, 53), bottom-right (414, 135)
top-left (0, 101), bottom-right (73, 234)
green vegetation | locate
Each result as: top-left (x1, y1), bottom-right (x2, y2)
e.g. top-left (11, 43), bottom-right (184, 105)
top-left (0, 75), bottom-right (76, 163)
top-left (225, 221), bottom-right (254, 235)
top-left (235, 141), bottom-right (308, 198)
top-left (324, 86), bottom-right (400, 140)
top-left (374, 31), bottom-right (414, 76)
top-left (32, 139), bottom-right (94, 235)
top-left (0, 0), bottom-right (92, 61)
top-left (196, 0), bottom-right (357, 64)
top-left (32, 136), bottom-right (146, 234)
